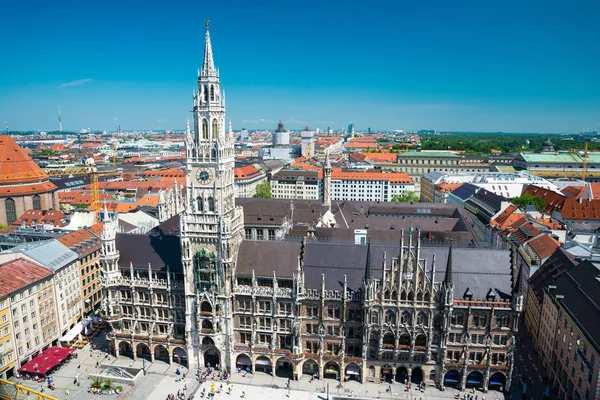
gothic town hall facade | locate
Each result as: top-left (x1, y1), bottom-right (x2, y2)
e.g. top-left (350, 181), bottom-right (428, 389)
top-left (100, 24), bottom-right (522, 393)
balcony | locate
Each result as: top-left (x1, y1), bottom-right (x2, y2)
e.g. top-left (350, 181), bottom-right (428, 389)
top-left (0, 345), bottom-right (13, 357)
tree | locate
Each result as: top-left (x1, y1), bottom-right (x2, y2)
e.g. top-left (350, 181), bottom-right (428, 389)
top-left (391, 191), bottom-right (419, 203)
top-left (90, 378), bottom-right (103, 390)
top-left (512, 194), bottom-right (546, 214)
top-left (253, 181), bottom-right (272, 198)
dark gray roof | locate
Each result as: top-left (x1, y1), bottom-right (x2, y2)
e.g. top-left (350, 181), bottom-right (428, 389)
top-left (237, 239), bottom-right (512, 299)
top-left (236, 198), bottom-right (327, 227)
top-left (553, 260), bottom-right (600, 353)
top-left (528, 247), bottom-right (578, 302)
top-left (465, 189), bottom-right (509, 223)
top-left (152, 214), bottom-right (180, 236)
top-left (450, 182), bottom-right (479, 201)
top-left (236, 240), bottom-right (301, 278)
top-left (116, 232), bottom-right (182, 272)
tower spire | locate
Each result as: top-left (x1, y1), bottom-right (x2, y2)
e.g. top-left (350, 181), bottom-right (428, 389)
top-left (58, 106), bottom-right (62, 133)
top-left (364, 235), bottom-right (373, 282)
top-left (444, 240), bottom-right (453, 286)
top-left (201, 20), bottom-right (216, 77)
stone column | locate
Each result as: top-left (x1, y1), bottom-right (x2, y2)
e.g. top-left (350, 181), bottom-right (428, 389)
top-left (483, 367), bottom-right (490, 393)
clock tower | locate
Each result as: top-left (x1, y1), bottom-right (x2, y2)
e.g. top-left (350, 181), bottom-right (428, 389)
top-left (181, 20), bottom-right (244, 372)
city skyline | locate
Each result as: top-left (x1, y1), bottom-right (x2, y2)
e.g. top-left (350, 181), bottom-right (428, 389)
top-left (1, 0), bottom-right (599, 133)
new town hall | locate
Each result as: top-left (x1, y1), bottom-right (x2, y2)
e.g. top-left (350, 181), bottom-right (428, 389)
top-left (99, 23), bottom-right (522, 392)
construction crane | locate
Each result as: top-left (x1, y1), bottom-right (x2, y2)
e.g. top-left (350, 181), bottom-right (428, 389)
top-left (0, 377), bottom-right (58, 399)
top-left (44, 167), bottom-right (121, 222)
top-left (582, 142), bottom-right (589, 181)
top-left (112, 133), bottom-right (117, 166)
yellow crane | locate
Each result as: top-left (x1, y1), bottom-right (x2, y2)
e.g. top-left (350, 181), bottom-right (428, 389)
top-left (112, 134), bottom-right (117, 166)
top-left (582, 142), bottom-right (589, 181)
top-left (0, 377), bottom-right (58, 399)
top-left (43, 167), bottom-right (121, 222)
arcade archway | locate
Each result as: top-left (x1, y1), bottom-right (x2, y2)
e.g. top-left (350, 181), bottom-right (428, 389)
top-left (345, 363), bottom-right (361, 382)
top-left (173, 347), bottom-right (188, 367)
top-left (275, 356), bottom-right (293, 378)
top-left (395, 366), bottom-right (408, 383)
top-left (488, 372), bottom-right (506, 391)
top-left (466, 371), bottom-right (484, 388)
top-left (236, 354), bottom-right (252, 372)
top-left (154, 345), bottom-right (169, 363)
top-left (411, 367), bottom-right (424, 384)
top-left (302, 359), bottom-right (318, 376)
top-left (118, 341), bottom-right (133, 358)
top-left (444, 370), bottom-right (461, 388)
top-left (136, 343), bottom-right (151, 361)
top-left (323, 361), bottom-right (340, 380)
top-left (255, 356), bottom-right (272, 374)
top-left (204, 348), bottom-right (220, 369)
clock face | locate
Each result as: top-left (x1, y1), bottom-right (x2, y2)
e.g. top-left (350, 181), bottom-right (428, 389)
top-left (196, 168), bottom-right (213, 184)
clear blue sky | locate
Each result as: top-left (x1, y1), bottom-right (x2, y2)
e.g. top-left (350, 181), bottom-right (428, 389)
top-left (1, 0), bottom-right (599, 133)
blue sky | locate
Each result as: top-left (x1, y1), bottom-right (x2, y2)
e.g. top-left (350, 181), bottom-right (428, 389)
top-left (1, 0), bottom-right (599, 133)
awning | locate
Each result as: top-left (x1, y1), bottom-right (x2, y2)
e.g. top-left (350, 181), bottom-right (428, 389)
top-left (346, 371), bottom-right (360, 376)
top-left (346, 364), bottom-right (361, 374)
top-left (255, 358), bottom-right (271, 366)
top-left (236, 355), bottom-right (252, 366)
top-left (60, 319), bottom-right (91, 342)
top-left (467, 375), bottom-right (482, 384)
top-left (490, 379), bottom-right (504, 386)
top-left (18, 347), bottom-right (76, 375)
top-left (444, 372), bottom-right (460, 384)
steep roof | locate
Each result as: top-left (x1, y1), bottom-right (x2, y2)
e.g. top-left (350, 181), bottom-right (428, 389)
top-left (0, 135), bottom-right (57, 196)
top-left (527, 233), bottom-right (561, 259)
top-left (552, 261), bottom-right (600, 353)
top-left (528, 247), bottom-right (577, 302)
top-left (1, 239), bottom-right (78, 271)
top-left (57, 226), bottom-right (101, 258)
top-left (561, 198), bottom-right (600, 220)
top-left (522, 185), bottom-right (567, 213)
top-left (12, 209), bottom-right (67, 228)
top-left (450, 182), bottom-right (479, 201)
top-left (0, 258), bottom-right (53, 296)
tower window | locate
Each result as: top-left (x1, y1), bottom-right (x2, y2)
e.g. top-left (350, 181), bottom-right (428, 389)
top-left (212, 119), bottom-right (218, 139)
top-left (204, 85), bottom-right (208, 102)
top-left (210, 85), bottom-right (215, 101)
top-left (208, 197), bottom-right (215, 212)
top-left (5, 198), bottom-right (16, 225)
top-left (197, 197), bottom-right (204, 212)
top-left (32, 195), bottom-right (41, 210)
top-left (202, 119), bottom-right (209, 140)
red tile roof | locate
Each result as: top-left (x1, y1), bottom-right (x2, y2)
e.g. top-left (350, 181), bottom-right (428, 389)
top-left (522, 185), bottom-right (567, 213)
top-left (587, 183), bottom-right (600, 200)
top-left (490, 204), bottom-right (525, 231)
top-left (11, 209), bottom-right (67, 229)
top-left (512, 222), bottom-right (541, 244)
top-left (143, 168), bottom-right (185, 178)
top-left (527, 234), bottom-right (560, 259)
top-left (561, 198), bottom-right (600, 220)
top-left (435, 182), bottom-right (464, 193)
top-left (561, 185), bottom-right (586, 199)
top-left (0, 258), bottom-right (52, 296)
top-left (362, 153), bottom-right (398, 163)
top-left (0, 136), bottom-right (58, 196)
top-left (234, 165), bottom-right (263, 179)
top-left (57, 227), bottom-right (101, 257)
top-left (58, 191), bottom-right (113, 205)
top-left (331, 168), bottom-right (413, 184)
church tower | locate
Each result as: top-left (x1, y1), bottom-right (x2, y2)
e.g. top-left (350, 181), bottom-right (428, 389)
top-left (181, 20), bottom-right (244, 371)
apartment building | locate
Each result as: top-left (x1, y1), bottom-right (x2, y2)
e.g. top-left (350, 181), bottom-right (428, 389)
top-left (0, 295), bottom-right (15, 379)
top-left (234, 164), bottom-right (267, 198)
top-left (58, 224), bottom-right (103, 316)
top-left (0, 240), bottom-right (81, 337)
top-left (271, 170), bottom-right (320, 200)
top-left (329, 168), bottom-right (414, 202)
top-left (1, 258), bottom-right (56, 375)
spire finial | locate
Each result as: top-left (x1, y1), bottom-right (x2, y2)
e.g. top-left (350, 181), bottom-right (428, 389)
top-left (201, 20), bottom-right (216, 77)
top-left (444, 239), bottom-right (453, 286)
top-left (364, 235), bottom-right (373, 282)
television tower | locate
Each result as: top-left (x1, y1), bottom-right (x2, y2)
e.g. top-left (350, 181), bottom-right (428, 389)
top-left (58, 106), bottom-right (63, 133)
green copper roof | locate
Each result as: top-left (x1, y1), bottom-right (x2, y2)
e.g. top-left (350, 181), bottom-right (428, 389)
top-left (397, 151), bottom-right (459, 158)
top-left (517, 152), bottom-right (600, 163)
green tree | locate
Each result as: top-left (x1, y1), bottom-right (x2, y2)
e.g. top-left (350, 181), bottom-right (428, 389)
top-left (253, 181), bottom-right (272, 198)
top-left (0, 224), bottom-right (8, 230)
top-left (90, 378), bottom-right (103, 390)
top-left (101, 378), bottom-right (115, 392)
top-left (512, 194), bottom-right (546, 213)
top-left (391, 191), bottom-right (419, 203)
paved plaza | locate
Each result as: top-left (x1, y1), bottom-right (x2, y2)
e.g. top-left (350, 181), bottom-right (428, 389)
top-left (10, 343), bottom-right (506, 400)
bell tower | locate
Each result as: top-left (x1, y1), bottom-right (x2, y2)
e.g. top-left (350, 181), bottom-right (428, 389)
top-left (181, 20), bottom-right (244, 373)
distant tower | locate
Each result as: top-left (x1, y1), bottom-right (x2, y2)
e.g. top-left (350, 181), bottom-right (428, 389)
top-left (58, 106), bottom-right (62, 133)
top-left (541, 137), bottom-right (555, 153)
top-left (323, 150), bottom-right (332, 209)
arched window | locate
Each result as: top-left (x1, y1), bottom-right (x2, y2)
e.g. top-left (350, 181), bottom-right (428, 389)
top-left (204, 85), bottom-right (208, 102)
top-left (197, 197), bottom-right (204, 212)
top-left (417, 312), bottom-right (428, 327)
top-left (5, 198), bottom-right (16, 225)
top-left (208, 197), bottom-right (215, 212)
top-left (202, 119), bottom-right (209, 140)
top-left (370, 311), bottom-right (379, 324)
top-left (210, 85), bottom-right (215, 101)
top-left (32, 195), bottom-right (41, 210)
top-left (212, 119), bottom-right (218, 139)
top-left (400, 311), bottom-right (411, 325)
top-left (384, 310), bottom-right (395, 324)
top-left (450, 312), bottom-right (464, 326)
